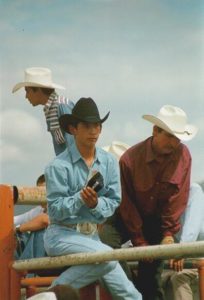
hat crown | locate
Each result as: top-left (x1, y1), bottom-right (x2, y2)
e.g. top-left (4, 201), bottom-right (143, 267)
top-left (72, 97), bottom-right (101, 122)
top-left (103, 141), bottom-right (130, 160)
top-left (25, 67), bottom-right (53, 85)
top-left (27, 292), bottom-right (56, 300)
top-left (157, 105), bottom-right (187, 132)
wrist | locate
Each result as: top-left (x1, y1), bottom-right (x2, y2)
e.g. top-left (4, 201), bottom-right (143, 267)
top-left (15, 226), bottom-right (22, 234)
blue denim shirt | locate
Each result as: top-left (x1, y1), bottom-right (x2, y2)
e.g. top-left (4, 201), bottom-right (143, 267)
top-left (46, 97), bottom-right (75, 155)
top-left (45, 142), bottom-right (121, 224)
top-left (176, 183), bottom-right (204, 242)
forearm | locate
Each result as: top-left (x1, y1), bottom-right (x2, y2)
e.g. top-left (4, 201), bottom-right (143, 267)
top-left (17, 213), bottom-right (49, 233)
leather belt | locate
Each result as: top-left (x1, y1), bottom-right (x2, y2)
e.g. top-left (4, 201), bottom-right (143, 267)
top-left (51, 222), bottom-right (98, 235)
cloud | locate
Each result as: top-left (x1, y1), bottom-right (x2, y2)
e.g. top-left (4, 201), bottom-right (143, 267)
top-left (0, 109), bottom-right (53, 163)
top-left (1, 0), bottom-right (203, 186)
top-left (0, 109), bottom-right (54, 185)
top-left (1, 109), bottom-right (43, 143)
top-left (0, 141), bottom-right (24, 162)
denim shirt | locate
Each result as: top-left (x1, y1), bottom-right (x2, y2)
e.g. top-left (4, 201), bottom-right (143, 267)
top-left (46, 98), bottom-right (75, 155)
top-left (175, 183), bottom-right (204, 242)
top-left (45, 142), bottom-right (121, 224)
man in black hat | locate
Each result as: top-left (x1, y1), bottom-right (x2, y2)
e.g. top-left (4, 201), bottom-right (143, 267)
top-left (44, 97), bottom-right (142, 300)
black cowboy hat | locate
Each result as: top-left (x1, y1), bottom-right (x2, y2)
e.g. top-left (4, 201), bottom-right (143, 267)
top-left (59, 97), bottom-right (110, 134)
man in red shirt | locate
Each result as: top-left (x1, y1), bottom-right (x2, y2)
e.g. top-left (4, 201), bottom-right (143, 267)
top-left (119, 105), bottom-right (198, 300)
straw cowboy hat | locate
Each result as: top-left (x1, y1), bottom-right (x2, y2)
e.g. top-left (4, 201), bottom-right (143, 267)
top-left (12, 67), bottom-right (65, 93)
top-left (59, 97), bottom-right (110, 134)
top-left (27, 292), bottom-right (57, 300)
top-left (103, 141), bottom-right (130, 160)
top-left (143, 105), bottom-right (198, 141)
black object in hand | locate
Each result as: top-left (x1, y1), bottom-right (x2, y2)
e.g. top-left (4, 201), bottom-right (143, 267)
top-left (86, 171), bottom-right (104, 192)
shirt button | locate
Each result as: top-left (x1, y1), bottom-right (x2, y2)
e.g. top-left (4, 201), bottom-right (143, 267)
top-left (150, 196), bottom-right (154, 200)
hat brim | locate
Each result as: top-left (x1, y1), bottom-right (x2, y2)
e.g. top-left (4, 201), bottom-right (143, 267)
top-left (12, 82), bottom-right (65, 93)
top-left (27, 292), bottom-right (57, 300)
top-left (143, 115), bottom-right (198, 141)
top-left (59, 112), bottom-right (110, 134)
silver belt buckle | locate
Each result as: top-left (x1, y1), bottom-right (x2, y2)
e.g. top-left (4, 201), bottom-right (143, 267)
top-left (76, 223), bottom-right (97, 235)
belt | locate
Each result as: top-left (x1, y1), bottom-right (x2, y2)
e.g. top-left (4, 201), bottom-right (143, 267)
top-left (51, 222), bottom-right (98, 235)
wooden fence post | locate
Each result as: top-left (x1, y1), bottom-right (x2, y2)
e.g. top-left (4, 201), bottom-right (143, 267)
top-left (0, 185), bottom-right (17, 299)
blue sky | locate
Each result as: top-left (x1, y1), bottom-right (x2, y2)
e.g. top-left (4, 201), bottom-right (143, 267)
top-left (0, 0), bottom-right (204, 187)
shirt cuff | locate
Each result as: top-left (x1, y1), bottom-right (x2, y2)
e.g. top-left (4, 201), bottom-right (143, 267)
top-left (89, 199), bottom-right (103, 218)
top-left (76, 192), bottom-right (85, 209)
top-left (163, 231), bottom-right (173, 237)
top-left (131, 232), bottom-right (149, 247)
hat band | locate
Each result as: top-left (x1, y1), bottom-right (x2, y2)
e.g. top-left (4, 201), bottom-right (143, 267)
top-left (172, 130), bottom-right (191, 135)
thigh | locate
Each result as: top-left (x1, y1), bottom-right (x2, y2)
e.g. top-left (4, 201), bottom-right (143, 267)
top-left (99, 213), bottom-right (128, 248)
top-left (171, 269), bottom-right (198, 286)
top-left (99, 223), bottom-right (123, 248)
top-left (44, 225), bottom-right (113, 256)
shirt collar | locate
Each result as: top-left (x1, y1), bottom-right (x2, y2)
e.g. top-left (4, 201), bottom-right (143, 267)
top-left (145, 137), bottom-right (177, 163)
top-left (146, 137), bottom-right (156, 163)
top-left (69, 142), bottom-right (101, 165)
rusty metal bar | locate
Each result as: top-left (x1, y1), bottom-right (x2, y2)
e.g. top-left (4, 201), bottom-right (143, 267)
top-left (21, 277), bottom-right (56, 287)
top-left (13, 241), bottom-right (204, 271)
top-left (15, 186), bottom-right (46, 205)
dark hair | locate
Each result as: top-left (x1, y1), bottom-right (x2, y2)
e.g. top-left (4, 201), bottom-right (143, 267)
top-left (154, 125), bottom-right (163, 133)
top-left (30, 87), bottom-right (54, 96)
top-left (69, 119), bottom-right (102, 130)
top-left (36, 174), bottom-right (45, 186)
top-left (48, 284), bottom-right (80, 300)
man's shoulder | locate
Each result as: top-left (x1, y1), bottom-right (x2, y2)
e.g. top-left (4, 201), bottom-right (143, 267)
top-left (46, 149), bottom-right (70, 170)
top-left (57, 95), bottom-right (70, 104)
top-left (57, 96), bottom-right (75, 108)
top-left (97, 147), bottom-right (118, 164)
top-left (120, 139), bottom-right (146, 160)
top-left (57, 97), bottom-right (74, 115)
top-left (178, 143), bottom-right (191, 162)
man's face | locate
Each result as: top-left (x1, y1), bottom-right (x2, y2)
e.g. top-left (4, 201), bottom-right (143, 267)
top-left (152, 127), bottom-right (181, 155)
top-left (25, 87), bottom-right (43, 106)
top-left (71, 122), bottom-right (102, 148)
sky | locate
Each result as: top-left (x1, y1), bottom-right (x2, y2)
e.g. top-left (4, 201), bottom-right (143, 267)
top-left (0, 0), bottom-right (204, 188)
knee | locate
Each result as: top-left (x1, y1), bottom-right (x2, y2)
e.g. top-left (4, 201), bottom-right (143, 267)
top-left (169, 272), bottom-right (186, 288)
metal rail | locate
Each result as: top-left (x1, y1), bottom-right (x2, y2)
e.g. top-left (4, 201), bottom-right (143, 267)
top-left (13, 241), bottom-right (204, 271)
top-left (14, 186), bottom-right (47, 205)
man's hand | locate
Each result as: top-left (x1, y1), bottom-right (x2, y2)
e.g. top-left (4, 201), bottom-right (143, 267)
top-left (160, 235), bottom-right (174, 245)
top-left (169, 258), bottom-right (184, 272)
top-left (81, 186), bottom-right (98, 208)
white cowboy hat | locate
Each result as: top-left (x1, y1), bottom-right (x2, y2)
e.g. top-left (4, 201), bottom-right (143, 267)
top-left (27, 292), bottom-right (57, 300)
top-left (12, 67), bottom-right (65, 93)
top-left (102, 141), bottom-right (130, 160)
top-left (143, 105), bottom-right (198, 141)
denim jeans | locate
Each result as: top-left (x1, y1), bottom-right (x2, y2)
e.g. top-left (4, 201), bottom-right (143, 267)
top-left (44, 224), bottom-right (142, 300)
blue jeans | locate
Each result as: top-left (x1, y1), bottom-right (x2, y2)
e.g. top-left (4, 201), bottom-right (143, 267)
top-left (16, 229), bottom-right (47, 260)
top-left (44, 224), bottom-right (142, 300)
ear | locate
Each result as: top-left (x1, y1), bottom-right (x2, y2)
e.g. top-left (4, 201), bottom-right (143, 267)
top-left (68, 124), bottom-right (76, 135)
top-left (152, 125), bottom-right (158, 137)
